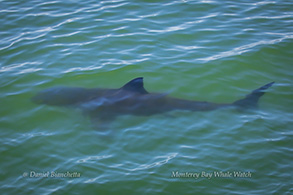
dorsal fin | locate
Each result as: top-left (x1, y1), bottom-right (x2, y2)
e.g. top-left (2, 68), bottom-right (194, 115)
top-left (121, 77), bottom-right (148, 94)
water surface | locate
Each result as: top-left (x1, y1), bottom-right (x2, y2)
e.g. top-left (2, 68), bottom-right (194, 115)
top-left (1, 0), bottom-right (293, 194)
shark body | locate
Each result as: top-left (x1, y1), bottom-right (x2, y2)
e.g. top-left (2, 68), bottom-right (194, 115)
top-left (32, 77), bottom-right (274, 127)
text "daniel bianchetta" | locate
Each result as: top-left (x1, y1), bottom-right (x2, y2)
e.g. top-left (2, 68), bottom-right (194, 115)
top-left (23, 171), bottom-right (81, 178)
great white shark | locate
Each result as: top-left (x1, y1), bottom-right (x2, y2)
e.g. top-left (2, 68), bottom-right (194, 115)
top-left (32, 77), bottom-right (274, 128)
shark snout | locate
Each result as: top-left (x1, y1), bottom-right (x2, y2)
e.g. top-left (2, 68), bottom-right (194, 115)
top-left (31, 94), bottom-right (44, 104)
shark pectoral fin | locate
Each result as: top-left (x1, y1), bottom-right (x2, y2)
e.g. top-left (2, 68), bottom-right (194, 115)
top-left (121, 77), bottom-right (149, 94)
top-left (89, 114), bottom-right (115, 132)
top-left (163, 112), bottom-right (178, 118)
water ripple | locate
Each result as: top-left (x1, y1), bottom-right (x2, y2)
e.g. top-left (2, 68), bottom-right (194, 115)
top-left (76, 155), bottom-right (113, 163)
top-left (128, 153), bottom-right (178, 172)
top-left (197, 34), bottom-right (293, 62)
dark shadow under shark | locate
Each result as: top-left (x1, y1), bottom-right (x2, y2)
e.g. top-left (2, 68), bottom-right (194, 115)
top-left (32, 77), bottom-right (274, 129)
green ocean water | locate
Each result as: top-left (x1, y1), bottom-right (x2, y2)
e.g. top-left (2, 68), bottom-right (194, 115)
top-left (1, 0), bottom-right (293, 194)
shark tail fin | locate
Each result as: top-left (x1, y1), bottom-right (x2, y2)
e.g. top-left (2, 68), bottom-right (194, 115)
top-left (233, 82), bottom-right (275, 109)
